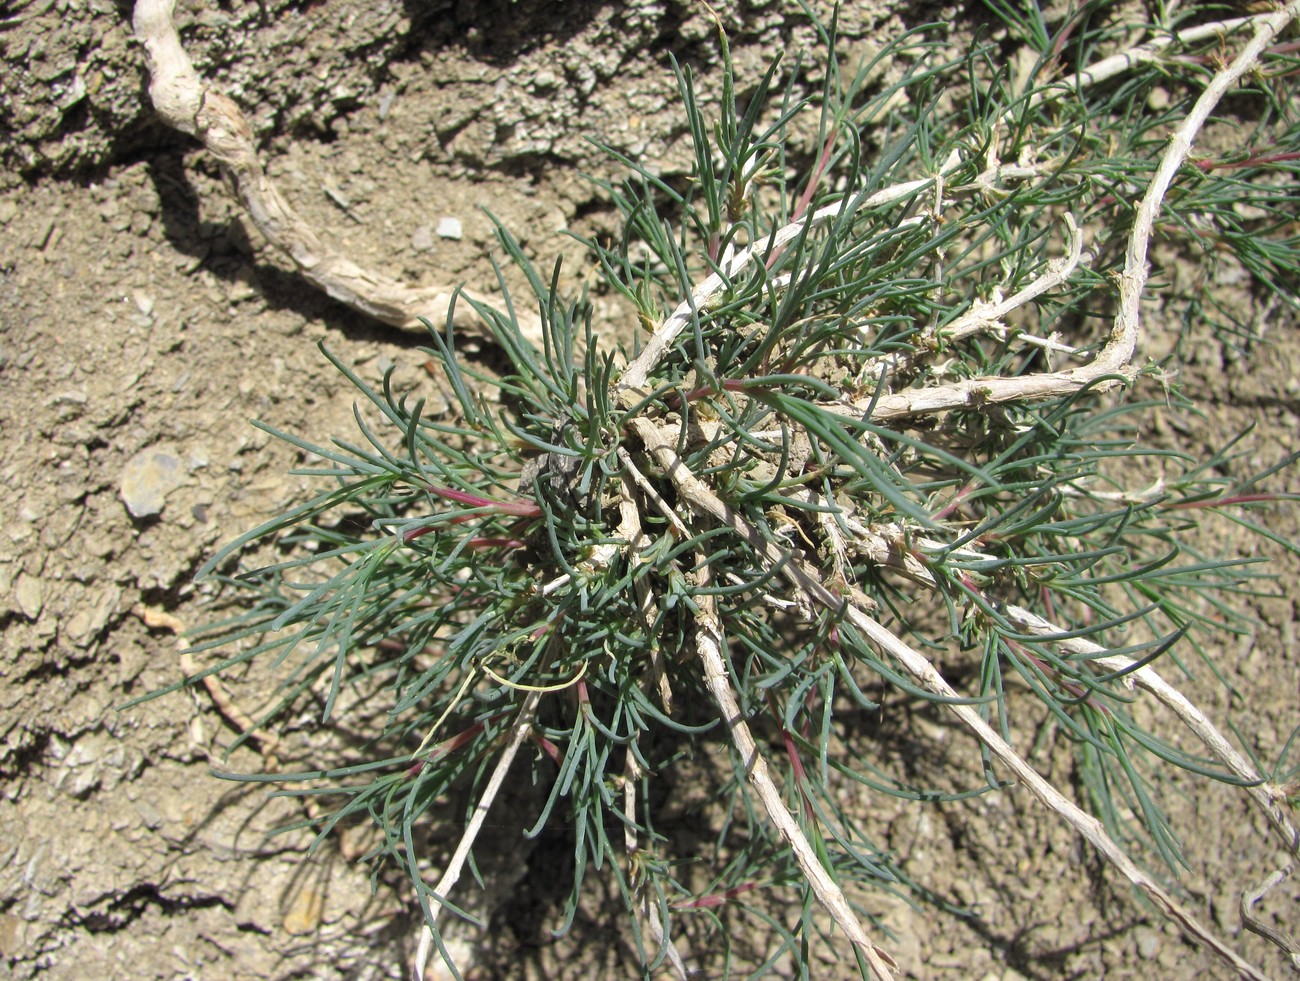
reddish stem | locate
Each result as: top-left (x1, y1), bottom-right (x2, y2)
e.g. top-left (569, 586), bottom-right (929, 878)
top-left (405, 721), bottom-right (487, 777)
top-left (530, 731), bottom-right (563, 766)
top-left (791, 129), bottom-right (837, 225)
top-left (1197, 150), bottom-right (1300, 172)
top-left (426, 484), bottom-right (542, 518)
top-left (1006, 638), bottom-right (1105, 713)
top-left (465, 536), bottom-right (526, 550)
top-left (672, 881), bottom-right (761, 910)
top-left (759, 125), bottom-right (839, 275)
top-left (934, 479), bottom-right (979, 522)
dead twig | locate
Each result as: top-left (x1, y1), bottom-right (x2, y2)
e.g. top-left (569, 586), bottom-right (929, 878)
top-left (413, 690), bottom-right (542, 981)
top-left (690, 562), bottom-right (899, 980)
top-left (132, 0), bottom-right (541, 343)
top-left (134, 603), bottom-right (283, 770)
top-left (1241, 863), bottom-right (1300, 969)
top-left (643, 435), bottom-right (1270, 980)
top-left (616, 482), bottom-right (690, 978)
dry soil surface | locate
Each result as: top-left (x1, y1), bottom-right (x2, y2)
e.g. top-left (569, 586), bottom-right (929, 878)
top-left (1, 1), bottom-right (1297, 979)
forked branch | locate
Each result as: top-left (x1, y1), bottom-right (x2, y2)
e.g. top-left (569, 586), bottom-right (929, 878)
top-left (615, 10), bottom-right (1300, 973)
top-left (644, 429), bottom-right (1270, 979)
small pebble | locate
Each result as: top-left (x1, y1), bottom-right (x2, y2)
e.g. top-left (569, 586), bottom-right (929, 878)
top-left (15, 572), bottom-right (43, 619)
top-left (1134, 926), bottom-right (1160, 960)
top-left (226, 264), bottom-right (260, 303)
top-left (436, 217), bottom-right (463, 240)
top-left (282, 886), bottom-right (325, 935)
top-left (411, 224), bottom-right (435, 252)
top-left (120, 445), bottom-right (185, 518)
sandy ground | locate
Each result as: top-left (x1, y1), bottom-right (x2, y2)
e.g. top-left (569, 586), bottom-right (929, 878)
top-left (1, 1), bottom-right (1297, 978)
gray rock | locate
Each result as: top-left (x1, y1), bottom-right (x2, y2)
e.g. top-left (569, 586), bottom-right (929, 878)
top-left (1134, 926), bottom-right (1160, 960)
top-left (14, 572), bottom-right (43, 619)
top-left (411, 223), bottom-right (435, 252)
top-left (120, 445), bottom-right (185, 518)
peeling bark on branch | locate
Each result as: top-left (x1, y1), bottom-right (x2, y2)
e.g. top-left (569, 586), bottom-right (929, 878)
top-left (132, 0), bottom-right (540, 342)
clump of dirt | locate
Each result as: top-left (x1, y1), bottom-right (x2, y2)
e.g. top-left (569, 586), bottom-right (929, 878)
top-left (1, 1), bottom-right (1296, 979)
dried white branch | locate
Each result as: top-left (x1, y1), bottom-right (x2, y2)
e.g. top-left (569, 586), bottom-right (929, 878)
top-left (413, 690), bottom-right (542, 981)
top-left (849, 214), bottom-right (1086, 388)
top-left (691, 567), bottom-right (898, 980)
top-left (781, 482), bottom-right (1300, 881)
top-left (838, 603), bottom-right (1270, 980)
top-left (621, 744), bottom-right (690, 980)
top-left (814, 4), bottom-right (1296, 423)
top-left (132, 0), bottom-right (1271, 362)
top-left (614, 476), bottom-right (687, 978)
top-left (626, 9), bottom-right (1293, 430)
top-left (618, 167), bottom-right (960, 395)
top-left (1038, 15), bottom-right (1261, 108)
top-left (624, 774), bottom-right (690, 980)
top-left (618, 446), bottom-right (691, 540)
top-left (132, 0), bottom-right (541, 343)
top-left (618, 727), bottom-right (691, 977)
top-left (1015, 332), bottom-right (1081, 361)
top-left (641, 431), bottom-right (1268, 979)
top-left (932, 213), bottom-right (1084, 345)
top-left (629, 418), bottom-right (876, 617)
top-left (616, 471), bottom-right (675, 754)
top-left (1241, 863), bottom-right (1300, 968)
top-left (1012, 608), bottom-right (1300, 970)
top-left (1003, 605), bottom-right (1300, 865)
top-left (781, 481), bottom-right (1300, 875)
top-left (777, 487), bottom-right (945, 585)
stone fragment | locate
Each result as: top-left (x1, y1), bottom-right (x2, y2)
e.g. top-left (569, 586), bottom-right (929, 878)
top-left (435, 216), bottom-right (463, 240)
top-left (410, 223), bottom-right (434, 252)
top-left (120, 445), bottom-right (185, 518)
top-left (64, 586), bottom-right (121, 643)
top-left (1134, 926), bottom-right (1159, 960)
top-left (282, 885), bottom-right (324, 935)
top-left (14, 572), bottom-right (43, 619)
top-left (226, 264), bottom-right (260, 303)
top-left (0, 913), bottom-right (27, 957)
